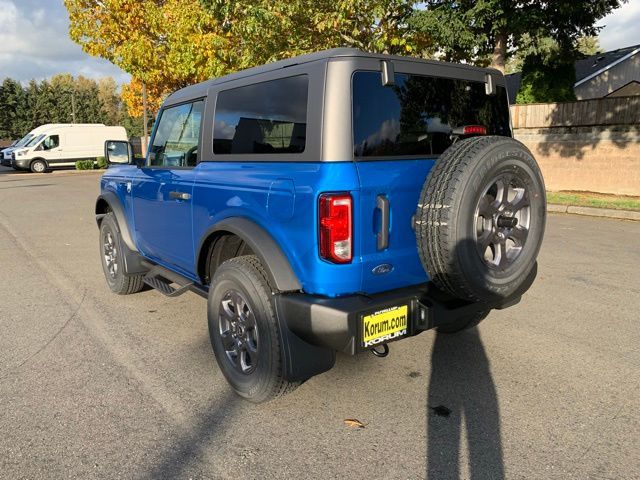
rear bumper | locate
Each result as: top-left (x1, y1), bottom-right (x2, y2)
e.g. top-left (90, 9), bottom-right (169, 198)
top-left (276, 282), bottom-right (524, 355)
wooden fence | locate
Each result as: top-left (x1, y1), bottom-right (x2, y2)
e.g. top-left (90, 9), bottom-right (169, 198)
top-left (510, 95), bottom-right (640, 129)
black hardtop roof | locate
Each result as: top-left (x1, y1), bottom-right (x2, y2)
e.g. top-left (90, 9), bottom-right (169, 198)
top-left (165, 48), bottom-right (501, 104)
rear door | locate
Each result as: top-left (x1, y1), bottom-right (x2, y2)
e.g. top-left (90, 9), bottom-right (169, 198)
top-left (130, 99), bottom-right (205, 276)
top-left (351, 68), bottom-right (512, 293)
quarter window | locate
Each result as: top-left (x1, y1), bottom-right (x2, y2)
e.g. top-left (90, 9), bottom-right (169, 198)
top-left (213, 75), bottom-right (308, 155)
top-left (148, 100), bottom-right (204, 167)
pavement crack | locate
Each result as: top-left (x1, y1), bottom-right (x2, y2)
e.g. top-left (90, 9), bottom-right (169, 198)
top-left (0, 290), bottom-right (87, 379)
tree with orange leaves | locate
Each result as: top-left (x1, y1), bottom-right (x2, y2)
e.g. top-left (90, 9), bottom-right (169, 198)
top-left (65, 0), bottom-right (231, 116)
top-left (65, 0), bottom-right (430, 115)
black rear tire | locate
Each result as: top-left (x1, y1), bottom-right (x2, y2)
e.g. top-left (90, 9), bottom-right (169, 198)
top-left (416, 136), bottom-right (546, 302)
top-left (99, 213), bottom-right (145, 295)
top-left (208, 255), bottom-right (299, 403)
top-left (437, 309), bottom-right (490, 334)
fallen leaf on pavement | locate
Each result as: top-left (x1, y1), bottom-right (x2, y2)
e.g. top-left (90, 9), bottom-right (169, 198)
top-left (343, 418), bottom-right (366, 429)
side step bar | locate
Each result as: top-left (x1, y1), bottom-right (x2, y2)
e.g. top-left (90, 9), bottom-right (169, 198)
top-left (141, 261), bottom-right (208, 299)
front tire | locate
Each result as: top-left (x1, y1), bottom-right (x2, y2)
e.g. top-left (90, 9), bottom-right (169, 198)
top-left (208, 255), bottom-right (299, 403)
top-left (30, 159), bottom-right (47, 173)
top-left (99, 213), bottom-right (145, 295)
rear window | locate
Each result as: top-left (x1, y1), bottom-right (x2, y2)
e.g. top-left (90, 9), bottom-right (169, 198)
top-left (213, 75), bottom-right (308, 155)
top-left (352, 71), bottom-right (511, 158)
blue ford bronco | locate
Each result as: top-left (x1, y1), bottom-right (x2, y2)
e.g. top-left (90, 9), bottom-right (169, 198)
top-left (97, 49), bottom-right (546, 402)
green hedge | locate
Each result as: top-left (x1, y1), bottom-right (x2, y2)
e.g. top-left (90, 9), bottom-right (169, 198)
top-left (75, 159), bottom-right (95, 170)
top-left (75, 157), bottom-right (109, 170)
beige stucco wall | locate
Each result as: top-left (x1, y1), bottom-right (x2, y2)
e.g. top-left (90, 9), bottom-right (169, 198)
top-left (514, 126), bottom-right (640, 196)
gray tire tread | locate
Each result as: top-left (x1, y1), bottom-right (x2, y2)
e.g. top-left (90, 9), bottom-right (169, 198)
top-left (219, 255), bottom-right (299, 401)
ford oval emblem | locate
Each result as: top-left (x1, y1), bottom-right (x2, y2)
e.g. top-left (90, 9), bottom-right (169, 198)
top-left (372, 263), bottom-right (394, 275)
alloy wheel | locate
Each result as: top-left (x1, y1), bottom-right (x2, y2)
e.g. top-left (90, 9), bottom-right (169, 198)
top-left (474, 172), bottom-right (531, 270)
top-left (218, 289), bottom-right (259, 374)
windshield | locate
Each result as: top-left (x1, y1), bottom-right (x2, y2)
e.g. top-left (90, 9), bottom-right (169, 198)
top-left (25, 134), bottom-right (45, 148)
top-left (352, 71), bottom-right (511, 157)
top-left (15, 134), bottom-right (34, 147)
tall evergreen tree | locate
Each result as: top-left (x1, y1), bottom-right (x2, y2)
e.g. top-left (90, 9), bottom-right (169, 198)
top-left (0, 79), bottom-right (26, 138)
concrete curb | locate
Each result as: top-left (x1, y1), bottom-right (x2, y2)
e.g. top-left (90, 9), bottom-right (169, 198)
top-left (549, 203), bottom-right (640, 221)
top-left (0, 168), bottom-right (103, 179)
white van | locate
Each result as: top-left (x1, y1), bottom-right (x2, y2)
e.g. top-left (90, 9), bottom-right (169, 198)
top-left (12, 125), bottom-right (127, 173)
top-left (1, 124), bottom-right (105, 167)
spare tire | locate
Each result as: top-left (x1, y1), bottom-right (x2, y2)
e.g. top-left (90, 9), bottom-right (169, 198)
top-left (415, 136), bottom-right (546, 303)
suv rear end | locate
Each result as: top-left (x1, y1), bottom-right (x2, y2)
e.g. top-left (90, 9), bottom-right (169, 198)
top-left (279, 53), bottom-right (544, 356)
top-left (97, 49), bottom-right (545, 403)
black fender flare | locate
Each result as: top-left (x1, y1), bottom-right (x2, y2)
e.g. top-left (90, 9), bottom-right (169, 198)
top-left (95, 192), bottom-right (147, 275)
top-left (197, 218), bottom-right (302, 292)
top-left (95, 191), bottom-right (137, 252)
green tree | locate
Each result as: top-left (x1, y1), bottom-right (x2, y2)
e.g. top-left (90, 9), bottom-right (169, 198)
top-left (65, 0), bottom-right (430, 114)
top-left (576, 36), bottom-right (604, 57)
top-left (75, 76), bottom-right (104, 123)
top-left (0, 75), bottom-right (131, 139)
top-left (516, 51), bottom-right (577, 104)
top-left (507, 34), bottom-right (605, 103)
top-left (205, 0), bottom-right (429, 69)
top-left (32, 80), bottom-right (59, 127)
top-left (97, 77), bottom-right (121, 125)
top-left (22, 80), bottom-right (42, 134)
top-left (410, 0), bottom-right (626, 72)
top-left (0, 79), bottom-right (27, 138)
top-left (50, 74), bottom-right (76, 123)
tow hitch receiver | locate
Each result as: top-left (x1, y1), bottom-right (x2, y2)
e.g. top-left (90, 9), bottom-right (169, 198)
top-left (371, 344), bottom-right (389, 358)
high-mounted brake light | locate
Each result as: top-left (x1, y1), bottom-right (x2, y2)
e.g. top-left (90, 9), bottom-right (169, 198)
top-left (462, 125), bottom-right (487, 135)
top-left (319, 193), bottom-right (353, 264)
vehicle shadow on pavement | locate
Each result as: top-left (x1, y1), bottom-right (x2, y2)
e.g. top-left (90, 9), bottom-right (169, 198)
top-left (144, 390), bottom-right (237, 479)
top-left (426, 328), bottom-right (504, 479)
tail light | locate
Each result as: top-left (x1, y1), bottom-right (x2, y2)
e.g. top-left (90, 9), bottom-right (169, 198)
top-left (319, 193), bottom-right (352, 264)
top-left (462, 125), bottom-right (487, 135)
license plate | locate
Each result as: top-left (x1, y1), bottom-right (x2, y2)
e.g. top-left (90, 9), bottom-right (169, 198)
top-left (362, 305), bottom-right (409, 348)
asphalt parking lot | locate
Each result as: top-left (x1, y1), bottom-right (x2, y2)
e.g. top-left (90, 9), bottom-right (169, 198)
top-left (1, 165), bottom-right (639, 479)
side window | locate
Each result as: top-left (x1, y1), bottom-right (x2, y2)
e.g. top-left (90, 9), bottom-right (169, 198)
top-left (213, 75), bottom-right (308, 155)
top-left (148, 100), bottom-right (204, 167)
top-left (43, 135), bottom-right (59, 150)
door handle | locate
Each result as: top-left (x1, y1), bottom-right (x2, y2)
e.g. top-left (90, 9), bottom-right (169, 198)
top-left (169, 191), bottom-right (191, 201)
top-left (376, 195), bottom-right (389, 250)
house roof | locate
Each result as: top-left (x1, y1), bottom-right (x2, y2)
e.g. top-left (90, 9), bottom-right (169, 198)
top-left (504, 43), bottom-right (640, 103)
top-left (574, 43), bottom-right (640, 86)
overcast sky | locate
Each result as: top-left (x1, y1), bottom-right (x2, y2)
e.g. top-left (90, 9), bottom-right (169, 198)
top-left (0, 0), bottom-right (130, 84)
top-left (0, 0), bottom-right (639, 85)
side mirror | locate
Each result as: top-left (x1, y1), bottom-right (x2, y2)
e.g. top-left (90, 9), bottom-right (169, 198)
top-left (105, 140), bottom-right (134, 165)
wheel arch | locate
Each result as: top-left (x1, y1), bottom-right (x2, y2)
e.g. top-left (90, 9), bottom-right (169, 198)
top-left (95, 191), bottom-right (137, 252)
top-left (30, 157), bottom-right (48, 169)
top-left (197, 218), bottom-right (302, 293)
